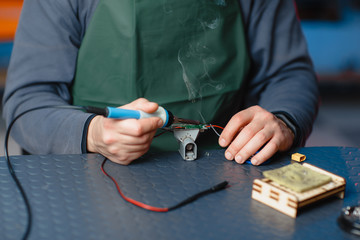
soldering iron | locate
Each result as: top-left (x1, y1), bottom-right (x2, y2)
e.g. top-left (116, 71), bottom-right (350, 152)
top-left (84, 106), bottom-right (200, 127)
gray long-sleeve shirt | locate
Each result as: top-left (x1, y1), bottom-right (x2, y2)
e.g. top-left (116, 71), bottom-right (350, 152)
top-left (2, 0), bottom-right (319, 154)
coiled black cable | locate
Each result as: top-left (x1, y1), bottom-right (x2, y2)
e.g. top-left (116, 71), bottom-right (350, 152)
top-left (4, 105), bottom-right (84, 240)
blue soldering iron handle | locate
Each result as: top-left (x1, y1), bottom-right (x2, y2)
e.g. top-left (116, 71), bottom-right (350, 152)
top-left (106, 106), bottom-right (172, 128)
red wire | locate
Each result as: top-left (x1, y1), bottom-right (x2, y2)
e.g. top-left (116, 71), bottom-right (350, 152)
top-left (206, 125), bottom-right (224, 130)
top-left (100, 124), bottom-right (225, 212)
top-left (101, 159), bottom-right (169, 212)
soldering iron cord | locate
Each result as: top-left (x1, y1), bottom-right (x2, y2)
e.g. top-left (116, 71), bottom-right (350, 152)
top-left (4, 105), bottom-right (84, 240)
top-left (4, 105), bottom-right (227, 239)
top-left (101, 159), bottom-right (228, 212)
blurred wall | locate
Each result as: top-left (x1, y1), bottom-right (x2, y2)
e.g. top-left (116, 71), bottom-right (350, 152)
top-left (0, 0), bottom-right (23, 87)
top-left (296, 0), bottom-right (360, 84)
top-left (0, 0), bottom-right (23, 41)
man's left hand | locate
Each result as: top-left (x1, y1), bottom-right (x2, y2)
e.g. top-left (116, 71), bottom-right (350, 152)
top-left (218, 105), bottom-right (294, 165)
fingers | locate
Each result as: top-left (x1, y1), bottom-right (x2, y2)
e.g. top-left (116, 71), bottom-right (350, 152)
top-left (218, 110), bottom-right (253, 148)
top-left (86, 98), bottom-right (164, 165)
top-left (113, 117), bottom-right (163, 137)
top-left (219, 106), bottom-right (295, 165)
top-left (232, 128), bottom-right (273, 164)
top-left (223, 121), bottom-right (266, 161)
top-left (122, 98), bottom-right (159, 114)
top-left (251, 141), bottom-right (278, 165)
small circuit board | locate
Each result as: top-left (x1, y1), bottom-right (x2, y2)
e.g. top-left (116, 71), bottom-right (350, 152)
top-left (167, 123), bottom-right (209, 130)
top-left (262, 163), bottom-right (332, 193)
top-left (252, 163), bottom-right (346, 218)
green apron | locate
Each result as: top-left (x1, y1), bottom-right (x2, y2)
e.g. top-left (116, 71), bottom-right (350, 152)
top-left (72, 0), bottom-right (250, 151)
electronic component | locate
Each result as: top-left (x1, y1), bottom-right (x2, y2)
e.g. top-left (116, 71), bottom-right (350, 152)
top-left (172, 124), bottom-right (208, 161)
top-left (262, 163), bottom-right (331, 192)
top-left (291, 153), bottom-right (306, 162)
top-left (252, 163), bottom-right (346, 218)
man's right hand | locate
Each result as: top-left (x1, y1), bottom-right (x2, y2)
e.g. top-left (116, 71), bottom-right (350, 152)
top-left (86, 98), bottom-right (163, 165)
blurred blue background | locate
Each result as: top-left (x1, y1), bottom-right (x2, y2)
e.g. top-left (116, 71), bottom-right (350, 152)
top-left (299, 0), bottom-right (360, 76)
top-left (297, 0), bottom-right (360, 147)
top-left (0, 42), bottom-right (12, 69)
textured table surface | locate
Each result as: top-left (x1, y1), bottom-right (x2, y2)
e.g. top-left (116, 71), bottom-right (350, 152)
top-left (1, 147), bottom-right (359, 240)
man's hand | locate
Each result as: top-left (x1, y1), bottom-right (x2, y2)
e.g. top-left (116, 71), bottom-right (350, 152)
top-left (87, 98), bottom-right (163, 165)
top-left (218, 106), bottom-right (294, 165)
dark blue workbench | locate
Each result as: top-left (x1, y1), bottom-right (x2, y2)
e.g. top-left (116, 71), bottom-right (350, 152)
top-left (0, 147), bottom-right (359, 239)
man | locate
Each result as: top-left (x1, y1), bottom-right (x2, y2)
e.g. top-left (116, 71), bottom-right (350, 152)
top-left (2, 0), bottom-right (319, 165)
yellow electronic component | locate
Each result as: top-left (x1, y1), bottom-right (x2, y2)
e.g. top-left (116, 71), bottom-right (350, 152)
top-left (291, 153), bottom-right (306, 162)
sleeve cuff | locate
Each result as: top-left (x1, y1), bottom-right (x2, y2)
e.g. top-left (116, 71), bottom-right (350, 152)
top-left (272, 111), bottom-right (302, 149)
top-left (81, 114), bottom-right (97, 154)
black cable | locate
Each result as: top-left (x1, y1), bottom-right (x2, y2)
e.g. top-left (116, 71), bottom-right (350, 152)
top-left (168, 180), bottom-right (228, 211)
top-left (4, 105), bottom-right (85, 240)
top-left (154, 128), bottom-right (173, 138)
top-left (101, 158), bottom-right (228, 212)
